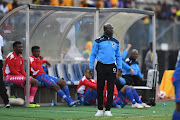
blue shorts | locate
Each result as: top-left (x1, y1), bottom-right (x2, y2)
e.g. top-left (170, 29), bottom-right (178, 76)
top-left (77, 89), bottom-right (97, 105)
top-left (172, 77), bottom-right (180, 103)
top-left (36, 74), bottom-right (59, 87)
top-left (113, 91), bottom-right (127, 107)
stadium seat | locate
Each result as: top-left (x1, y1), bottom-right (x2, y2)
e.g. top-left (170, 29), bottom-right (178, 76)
top-left (47, 63), bottom-right (57, 77)
top-left (64, 63), bottom-right (79, 85)
top-left (73, 64), bottom-right (83, 82)
top-left (55, 63), bottom-right (73, 85)
top-left (81, 63), bottom-right (89, 76)
top-left (4, 81), bottom-right (14, 86)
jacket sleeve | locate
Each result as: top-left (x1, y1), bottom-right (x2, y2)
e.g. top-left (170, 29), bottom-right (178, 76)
top-left (138, 68), bottom-right (143, 78)
top-left (83, 79), bottom-right (97, 90)
top-left (40, 60), bottom-right (47, 64)
top-left (122, 61), bottom-right (131, 71)
top-left (20, 59), bottom-right (26, 77)
top-left (121, 50), bottom-right (128, 60)
top-left (89, 41), bottom-right (98, 69)
top-left (116, 43), bottom-right (122, 70)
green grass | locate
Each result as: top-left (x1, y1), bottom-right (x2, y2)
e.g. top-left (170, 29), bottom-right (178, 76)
top-left (0, 101), bottom-right (175, 120)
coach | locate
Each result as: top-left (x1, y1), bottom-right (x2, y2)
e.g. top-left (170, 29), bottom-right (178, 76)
top-left (89, 23), bottom-right (122, 116)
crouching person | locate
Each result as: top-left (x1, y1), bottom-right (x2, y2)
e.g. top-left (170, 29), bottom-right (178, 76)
top-left (77, 68), bottom-right (97, 105)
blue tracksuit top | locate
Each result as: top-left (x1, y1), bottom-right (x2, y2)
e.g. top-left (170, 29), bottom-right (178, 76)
top-left (123, 58), bottom-right (143, 78)
top-left (89, 34), bottom-right (122, 70)
top-left (173, 59), bottom-right (180, 81)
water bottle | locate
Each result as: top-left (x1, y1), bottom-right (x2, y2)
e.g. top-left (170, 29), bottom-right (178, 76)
top-left (162, 103), bottom-right (166, 107)
top-left (50, 98), bottom-right (55, 107)
top-left (80, 96), bottom-right (84, 106)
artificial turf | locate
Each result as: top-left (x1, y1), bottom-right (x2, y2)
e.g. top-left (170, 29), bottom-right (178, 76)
top-left (0, 101), bottom-right (175, 120)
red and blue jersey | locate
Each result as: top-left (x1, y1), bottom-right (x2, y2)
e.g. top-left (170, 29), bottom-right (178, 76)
top-left (76, 76), bottom-right (97, 94)
top-left (172, 60), bottom-right (180, 82)
top-left (29, 55), bottom-right (47, 78)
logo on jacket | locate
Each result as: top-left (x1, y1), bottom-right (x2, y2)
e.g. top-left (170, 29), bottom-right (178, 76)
top-left (112, 43), bottom-right (115, 47)
top-left (113, 68), bottom-right (116, 73)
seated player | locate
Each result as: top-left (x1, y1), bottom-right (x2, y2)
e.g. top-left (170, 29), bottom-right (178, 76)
top-left (113, 71), bottom-right (151, 109)
top-left (172, 56), bottom-right (180, 120)
top-left (30, 46), bottom-right (79, 107)
top-left (123, 49), bottom-right (146, 86)
top-left (77, 68), bottom-right (97, 105)
top-left (4, 41), bottom-right (39, 107)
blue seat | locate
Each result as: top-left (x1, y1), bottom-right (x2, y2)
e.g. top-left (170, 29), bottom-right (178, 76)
top-left (64, 63), bottom-right (79, 85)
top-left (47, 64), bottom-right (57, 77)
top-left (4, 81), bottom-right (14, 86)
top-left (81, 63), bottom-right (89, 76)
top-left (55, 63), bottom-right (73, 85)
top-left (73, 64), bottom-right (83, 81)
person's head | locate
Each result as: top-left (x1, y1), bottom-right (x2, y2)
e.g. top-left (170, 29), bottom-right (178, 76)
top-left (31, 46), bottom-right (40, 57)
top-left (13, 41), bottom-right (23, 54)
top-left (149, 42), bottom-right (153, 51)
top-left (104, 23), bottom-right (113, 37)
top-left (130, 49), bottom-right (138, 59)
top-left (84, 68), bottom-right (92, 79)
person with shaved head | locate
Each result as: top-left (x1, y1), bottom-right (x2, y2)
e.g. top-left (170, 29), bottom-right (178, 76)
top-left (122, 49), bottom-right (146, 86)
top-left (89, 23), bottom-right (123, 116)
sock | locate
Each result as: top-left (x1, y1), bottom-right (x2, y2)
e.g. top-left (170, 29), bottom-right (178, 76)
top-left (63, 86), bottom-right (71, 98)
top-left (132, 89), bottom-right (143, 104)
top-left (30, 87), bottom-right (38, 103)
top-left (173, 110), bottom-right (180, 120)
top-left (125, 88), bottom-right (136, 104)
top-left (24, 84), bottom-right (31, 101)
top-left (57, 90), bottom-right (71, 105)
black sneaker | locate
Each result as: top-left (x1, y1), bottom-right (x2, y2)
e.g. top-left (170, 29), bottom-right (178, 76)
top-left (4, 103), bottom-right (10, 108)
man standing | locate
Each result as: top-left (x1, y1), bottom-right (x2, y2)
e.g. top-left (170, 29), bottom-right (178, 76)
top-left (0, 35), bottom-right (10, 108)
top-left (123, 49), bottom-right (146, 86)
top-left (144, 42), bottom-right (158, 78)
top-left (89, 23), bottom-right (122, 116)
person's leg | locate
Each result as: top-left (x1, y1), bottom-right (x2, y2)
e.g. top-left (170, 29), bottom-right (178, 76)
top-left (105, 64), bottom-right (116, 112)
top-left (29, 77), bottom-right (38, 103)
top-left (95, 62), bottom-right (105, 116)
top-left (0, 60), bottom-right (9, 107)
top-left (130, 86), bottom-right (142, 104)
top-left (36, 74), bottom-right (79, 107)
top-left (84, 89), bottom-right (97, 105)
top-left (55, 77), bottom-right (71, 98)
top-left (172, 80), bottom-right (180, 120)
top-left (96, 62), bottom-right (105, 110)
top-left (173, 102), bottom-right (180, 120)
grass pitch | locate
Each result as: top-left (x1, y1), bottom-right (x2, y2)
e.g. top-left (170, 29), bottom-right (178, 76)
top-left (0, 101), bottom-right (175, 120)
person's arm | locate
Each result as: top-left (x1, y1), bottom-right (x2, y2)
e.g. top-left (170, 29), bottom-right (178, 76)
top-left (89, 41), bottom-right (98, 69)
top-left (83, 79), bottom-right (97, 90)
top-left (122, 61), bottom-right (134, 75)
top-left (1, 37), bottom-right (3, 54)
top-left (121, 50), bottom-right (128, 60)
top-left (121, 44), bottom-right (131, 60)
top-left (137, 68), bottom-right (143, 79)
top-left (1, 46), bottom-right (3, 54)
top-left (116, 43), bottom-right (122, 70)
top-left (20, 59), bottom-right (26, 77)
